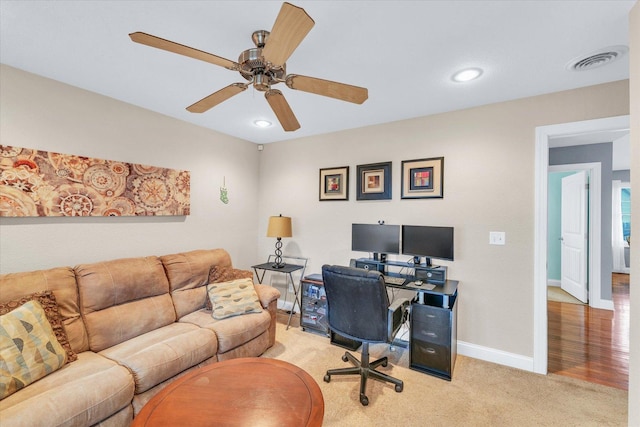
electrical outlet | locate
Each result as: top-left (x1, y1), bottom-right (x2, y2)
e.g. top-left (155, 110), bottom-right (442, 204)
top-left (489, 231), bottom-right (506, 245)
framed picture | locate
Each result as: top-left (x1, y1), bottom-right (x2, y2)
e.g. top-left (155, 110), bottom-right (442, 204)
top-left (319, 166), bottom-right (349, 201)
top-left (401, 157), bottom-right (444, 199)
top-left (357, 161), bottom-right (392, 201)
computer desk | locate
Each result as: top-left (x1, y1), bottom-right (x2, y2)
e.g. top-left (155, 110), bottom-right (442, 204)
top-left (386, 278), bottom-right (458, 380)
top-left (301, 273), bottom-right (459, 380)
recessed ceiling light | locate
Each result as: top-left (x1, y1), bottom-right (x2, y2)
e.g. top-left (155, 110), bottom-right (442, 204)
top-left (254, 120), bottom-right (272, 128)
top-left (452, 68), bottom-right (483, 83)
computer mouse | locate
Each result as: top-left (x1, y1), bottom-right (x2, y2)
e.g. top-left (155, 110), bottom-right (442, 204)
top-left (414, 280), bottom-right (423, 286)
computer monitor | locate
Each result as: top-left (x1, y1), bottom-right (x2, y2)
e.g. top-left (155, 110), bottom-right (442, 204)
top-left (351, 223), bottom-right (400, 262)
top-left (402, 225), bottom-right (454, 267)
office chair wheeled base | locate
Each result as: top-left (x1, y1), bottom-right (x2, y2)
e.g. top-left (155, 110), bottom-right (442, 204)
top-left (323, 342), bottom-right (403, 406)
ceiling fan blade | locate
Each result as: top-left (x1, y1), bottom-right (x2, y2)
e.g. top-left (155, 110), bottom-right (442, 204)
top-left (262, 2), bottom-right (315, 67)
top-left (129, 32), bottom-right (239, 70)
top-left (265, 89), bottom-right (300, 132)
top-left (186, 83), bottom-right (247, 113)
top-left (286, 74), bottom-right (368, 104)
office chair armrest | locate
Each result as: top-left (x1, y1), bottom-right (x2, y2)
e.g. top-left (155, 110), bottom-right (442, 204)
top-left (387, 298), bottom-right (410, 341)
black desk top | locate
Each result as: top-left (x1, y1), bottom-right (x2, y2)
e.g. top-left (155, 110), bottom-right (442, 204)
top-left (304, 273), bottom-right (457, 297)
top-left (252, 262), bottom-right (304, 274)
top-left (386, 279), bottom-right (458, 297)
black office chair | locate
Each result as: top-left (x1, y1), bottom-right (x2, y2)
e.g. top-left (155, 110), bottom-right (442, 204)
top-left (321, 264), bottom-right (410, 406)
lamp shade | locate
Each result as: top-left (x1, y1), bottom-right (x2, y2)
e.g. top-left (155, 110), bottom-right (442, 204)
top-left (267, 215), bottom-right (292, 238)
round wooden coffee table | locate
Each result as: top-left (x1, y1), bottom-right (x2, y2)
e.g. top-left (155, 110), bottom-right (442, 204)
top-left (132, 358), bottom-right (324, 427)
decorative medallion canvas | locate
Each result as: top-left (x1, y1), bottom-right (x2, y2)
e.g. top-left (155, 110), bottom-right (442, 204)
top-left (0, 145), bottom-right (190, 217)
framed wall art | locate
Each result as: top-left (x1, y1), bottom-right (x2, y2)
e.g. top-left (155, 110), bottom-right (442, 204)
top-left (319, 166), bottom-right (349, 201)
top-left (0, 145), bottom-right (190, 217)
top-left (401, 157), bottom-right (444, 199)
top-left (356, 161), bottom-right (392, 201)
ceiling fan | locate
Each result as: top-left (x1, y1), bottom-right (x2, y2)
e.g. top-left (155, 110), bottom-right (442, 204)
top-left (129, 2), bottom-right (368, 132)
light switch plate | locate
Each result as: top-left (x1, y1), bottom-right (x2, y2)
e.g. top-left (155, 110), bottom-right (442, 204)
top-left (489, 231), bottom-right (506, 245)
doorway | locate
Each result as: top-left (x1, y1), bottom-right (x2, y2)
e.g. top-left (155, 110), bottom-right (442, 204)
top-left (533, 115), bottom-right (630, 375)
top-left (547, 163), bottom-right (603, 308)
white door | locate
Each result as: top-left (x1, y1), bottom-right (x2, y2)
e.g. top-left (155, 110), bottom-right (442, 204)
top-left (560, 171), bottom-right (588, 303)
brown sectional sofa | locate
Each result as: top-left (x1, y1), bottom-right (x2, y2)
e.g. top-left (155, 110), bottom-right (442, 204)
top-left (0, 248), bottom-right (280, 427)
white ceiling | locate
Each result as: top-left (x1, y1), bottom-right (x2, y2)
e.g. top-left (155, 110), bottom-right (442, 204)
top-left (0, 1), bottom-right (635, 145)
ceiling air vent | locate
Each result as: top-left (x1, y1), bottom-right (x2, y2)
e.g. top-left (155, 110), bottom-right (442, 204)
top-left (567, 45), bottom-right (628, 71)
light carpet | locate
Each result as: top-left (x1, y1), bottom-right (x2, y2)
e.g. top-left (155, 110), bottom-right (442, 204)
top-left (547, 286), bottom-right (586, 305)
top-left (262, 320), bottom-right (627, 426)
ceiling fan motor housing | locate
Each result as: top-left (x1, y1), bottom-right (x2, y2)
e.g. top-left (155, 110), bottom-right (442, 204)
top-left (238, 30), bottom-right (286, 91)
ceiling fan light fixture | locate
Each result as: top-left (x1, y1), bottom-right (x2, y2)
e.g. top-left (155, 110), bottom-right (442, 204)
top-left (254, 119), bottom-right (272, 128)
top-left (452, 67), bottom-right (483, 83)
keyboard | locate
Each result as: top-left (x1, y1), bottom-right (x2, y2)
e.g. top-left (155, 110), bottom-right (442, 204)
top-left (383, 276), bottom-right (406, 286)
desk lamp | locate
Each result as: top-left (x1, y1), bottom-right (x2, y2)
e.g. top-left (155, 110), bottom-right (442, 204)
top-left (267, 214), bottom-right (292, 268)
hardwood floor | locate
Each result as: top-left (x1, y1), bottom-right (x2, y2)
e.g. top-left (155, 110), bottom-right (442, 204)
top-left (547, 273), bottom-right (630, 390)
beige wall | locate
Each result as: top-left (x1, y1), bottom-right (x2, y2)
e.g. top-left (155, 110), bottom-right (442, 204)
top-left (1, 58), bottom-right (635, 399)
top-left (257, 80), bottom-right (629, 361)
top-left (628, 3), bottom-right (639, 425)
top-left (0, 64), bottom-right (261, 272)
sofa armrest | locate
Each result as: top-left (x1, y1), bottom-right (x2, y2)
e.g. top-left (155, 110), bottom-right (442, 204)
top-left (253, 283), bottom-right (281, 309)
top-left (254, 284), bottom-right (281, 347)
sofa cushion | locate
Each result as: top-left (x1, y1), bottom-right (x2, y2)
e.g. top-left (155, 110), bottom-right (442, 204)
top-left (207, 278), bottom-right (263, 320)
top-left (216, 331), bottom-right (271, 361)
top-left (0, 351), bottom-right (134, 427)
top-left (75, 256), bottom-right (176, 352)
top-left (0, 267), bottom-right (89, 354)
top-left (205, 266), bottom-right (254, 310)
top-left (0, 301), bottom-right (67, 399)
top-left (99, 322), bottom-right (216, 394)
top-left (179, 309), bottom-right (271, 353)
top-left (131, 356), bottom-right (216, 415)
top-left (160, 249), bottom-right (233, 318)
top-left (0, 290), bottom-right (77, 364)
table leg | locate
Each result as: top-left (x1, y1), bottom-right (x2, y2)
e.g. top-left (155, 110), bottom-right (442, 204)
top-left (286, 272), bottom-right (302, 330)
top-left (253, 268), bottom-right (267, 284)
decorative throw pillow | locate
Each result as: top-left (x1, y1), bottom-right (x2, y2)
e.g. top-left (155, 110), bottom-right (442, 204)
top-left (0, 290), bottom-right (77, 364)
top-left (0, 300), bottom-right (68, 399)
top-left (207, 278), bottom-right (263, 320)
top-left (205, 266), bottom-right (254, 310)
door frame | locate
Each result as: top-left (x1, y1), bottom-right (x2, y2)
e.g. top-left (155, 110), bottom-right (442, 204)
top-left (550, 163), bottom-right (601, 306)
top-left (534, 115), bottom-right (629, 375)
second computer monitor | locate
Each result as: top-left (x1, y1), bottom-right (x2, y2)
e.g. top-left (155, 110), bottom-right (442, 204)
top-left (402, 225), bottom-right (454, 266)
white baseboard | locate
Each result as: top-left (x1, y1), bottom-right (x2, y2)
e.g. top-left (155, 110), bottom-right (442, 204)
top-left (547, 279), bottom-right (561, 287)
top-left (277, 299), bottom-right (295, 312)
top-left (458, 340), bottom-right (535, 373)
top-left (589, 297), bottom-right (614, 311)
top-left (547, 280), bottom-right (613, 311)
